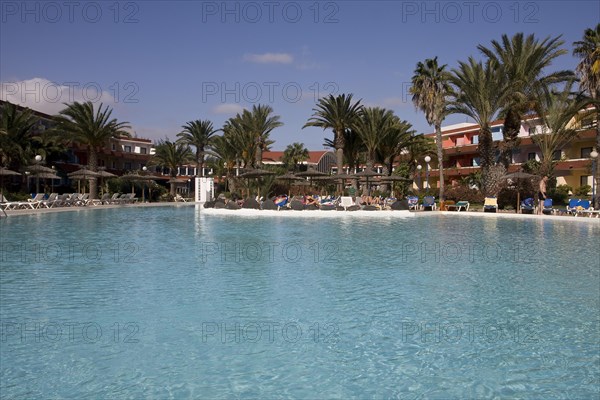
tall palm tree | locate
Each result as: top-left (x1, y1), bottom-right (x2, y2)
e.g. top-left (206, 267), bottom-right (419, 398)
top-left (222, 114), bottom-right (255, 168)
top-left (303, 94), bottom-right (363, 177)
top-left (573, 24), bottom-right (600, 100)
top-left (323, 129), bottom-right (364, 173)
top-left (208, 134), bottom-right (239, 192)
top-left (55, 101), bottom-right (130, 199)
top-left (532, 81), bottom-right (594, 179)
top-left (354, 107), bottom-right (396, 169)
top-left (450, 58), bottom-right (510, 196)
top-left (152, 139), bottom-right (192, 196)
top-left (282, 142), bottom-right (309, 172)
top-left (0, 102), bottom-right (38, 171)
top-left (221, 105), bottom-right (282, 169)
top-left (376, 117), bottom-right (416, 177)
top-left (242, 105), bottom-right (283, 168)
top-left (177, 119), bottom-right (219, 177)
top-left (478, 33), bottom-right (573, 168)
top-left (410, 57), bottom-right (452, 200)
top-left (573, 24), bottom-right (600, 209)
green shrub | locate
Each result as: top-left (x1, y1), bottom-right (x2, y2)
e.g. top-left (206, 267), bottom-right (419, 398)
top-left (443, 186), bottom-right (484, 203)
top-left (574, 185), bottom-right (591, 198)
top-left (547, 184), bottom-right (571, 205)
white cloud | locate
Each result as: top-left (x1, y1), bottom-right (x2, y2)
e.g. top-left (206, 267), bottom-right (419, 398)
top-left (211, 103), bottom-right (244, 115)
top-left (0, 77), bottom-right (118, 115)
top-left (243, 53), bottom-right (294, 64)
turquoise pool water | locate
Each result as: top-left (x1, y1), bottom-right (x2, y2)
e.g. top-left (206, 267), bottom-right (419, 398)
top-left (1, 207), bottom-right (599, 398)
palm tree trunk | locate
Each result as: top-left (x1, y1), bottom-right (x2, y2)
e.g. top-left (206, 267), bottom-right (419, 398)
top-left (169, 177), bottom-right (176, 196)
top-left (196, 149), bottom-right (204, 176)
top-left (435, 123), bottom-right (445, 201)
top-left (595, 124), bottom-right (600, 210)
top-left (88, 149), bottom-right (98, 199)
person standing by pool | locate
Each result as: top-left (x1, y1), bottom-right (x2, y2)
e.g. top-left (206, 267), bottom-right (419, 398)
top-left (538, 176), bottom-right (548, 214)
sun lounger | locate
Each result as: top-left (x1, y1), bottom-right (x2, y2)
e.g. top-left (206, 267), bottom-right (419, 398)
top-left (90, 193), bottom-right (110, 206)
top-left (521, 197), bottom-right (535, 214)
top-left (0, 194), bottom-right (34, 210)
top-left (339, 196), bottom-right (355, 210)
top-left (28, 193), bottom-right (45, 209)
top-left (421, 196), bottom-right (436, 211)
top-left (566, 198), bottom-right (581, 215)
top-left (446, 200), bottom-right (470, 211)
top-left (542, 198), bottom-right (555, 215)
top-left (407, 196), bottom-right (419, 210)
top-left (483, 197), bottom-right (498, 213)
top-left (39, 193), bottom-right (58, 208)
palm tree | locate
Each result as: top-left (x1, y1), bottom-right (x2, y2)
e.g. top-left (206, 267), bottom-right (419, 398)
top-left (0, 102), bottom-right (38, 171)
top-left (208, 134), bottom-right (239, 192)
top-left (410, 57), bottom-right (452, 201)
top-left (282, 142), bottom-right (309, 172)
top-left (152, 139), bottom-right (192, 196)
top-left (222, 114), bottom-right (255, 168)
top-left (376, 117), bottom-right (416, 177)
top-left (478, 33), bottom-right (573, 168)
top-left (177, 119), bottom-right (219, 177)
top-left (56, 101), bottom-right (130, 199)
top-left (354, 107), bottom-right (396, 169)
top-left (221, 105), bottom-right (282, 169)
top-left (450, 58), bottom-right (510, 196)
top-left (323, 129), bottom-right (363, 173)
top-left (303, 94), bottom-right (363, 177)
top-left (243, 105), bottom-right (283, 168)
top-left (532, 81), bottom-right (594, 180)
top-left (573, 24), bottom-right (600, 209)
top-left (573, 24), bottom-right (600, 100)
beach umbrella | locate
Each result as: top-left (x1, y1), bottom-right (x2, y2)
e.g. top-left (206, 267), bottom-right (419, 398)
top-left (379, 175), bottom-right (412, 197)
top-left (68, 168), bottom-right (101, 193)
top-left (239, 169), bottom-right (276, 197)
top-left (504, 171), bottom-right (537, 213)
top-left (96, 170), bottom-right (117, 196)
top-left (122, 173), bottom-right (156, 200)
top-left (352, 168), bottom-right (381, 196)
top-left (0, 167), bottom-right (21, 201)
top-left (276, 172), bottom-right (302, 197)
top-left (295, 168), bottom-right (329, 188)
top-left (25, 164), bottom-right (54, 174)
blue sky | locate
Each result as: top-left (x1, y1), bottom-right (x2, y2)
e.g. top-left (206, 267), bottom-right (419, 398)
top-left (1, 0), bottom-right (598, 150)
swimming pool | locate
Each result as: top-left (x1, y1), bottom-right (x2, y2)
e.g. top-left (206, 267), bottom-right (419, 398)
top-left (1, 206), bottom-right (599, 398)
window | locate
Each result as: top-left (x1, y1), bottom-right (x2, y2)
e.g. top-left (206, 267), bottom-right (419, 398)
top-left (111, 143), bottom-right (116, 151)
top-left (491, 127), bottom-right (503, 141)
top-left (552, 150), bottom-right (561, 161)
top-left (581, 147), bottom-right (593, 158)
top-left (124, 145), bottom-right (132, 153)
top-left (141, 147), bottom-right (147, 155)
top-left (472, 158), bottom-right (480, 167)
top-left (471, 135), bottom-right (478, 145)
top-left (98, 159), bottom-right (105, 167)
top-left (112, 161), bottom-right (116, 169)
top-left (528, 127), bottom-right (536, 135)
top-left (124, 162), bottom-right (132, 170)
top-left (528, 152), bottom-right (537, 161)
top-left (580, 176), bottom-right (591, 187)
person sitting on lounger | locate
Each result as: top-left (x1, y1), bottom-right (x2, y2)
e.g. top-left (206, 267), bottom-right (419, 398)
top-left (304, 196), bottom-right (318, 206)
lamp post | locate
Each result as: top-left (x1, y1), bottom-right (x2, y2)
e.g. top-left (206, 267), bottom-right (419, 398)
top-left (416, 165), bottom-right (422, 192)
top-left (51, 165), bottom-right (55, 193)
top-left (142, 166), bottom-right (147, 203)
top-left (25, 171), bottom-right (31, 193)
top-left (34, 154), bottom-right (42, 194)
top-left (591, 149), bottom-right (598, 210)
top-left (424, 156), bottom-right (431, 191)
